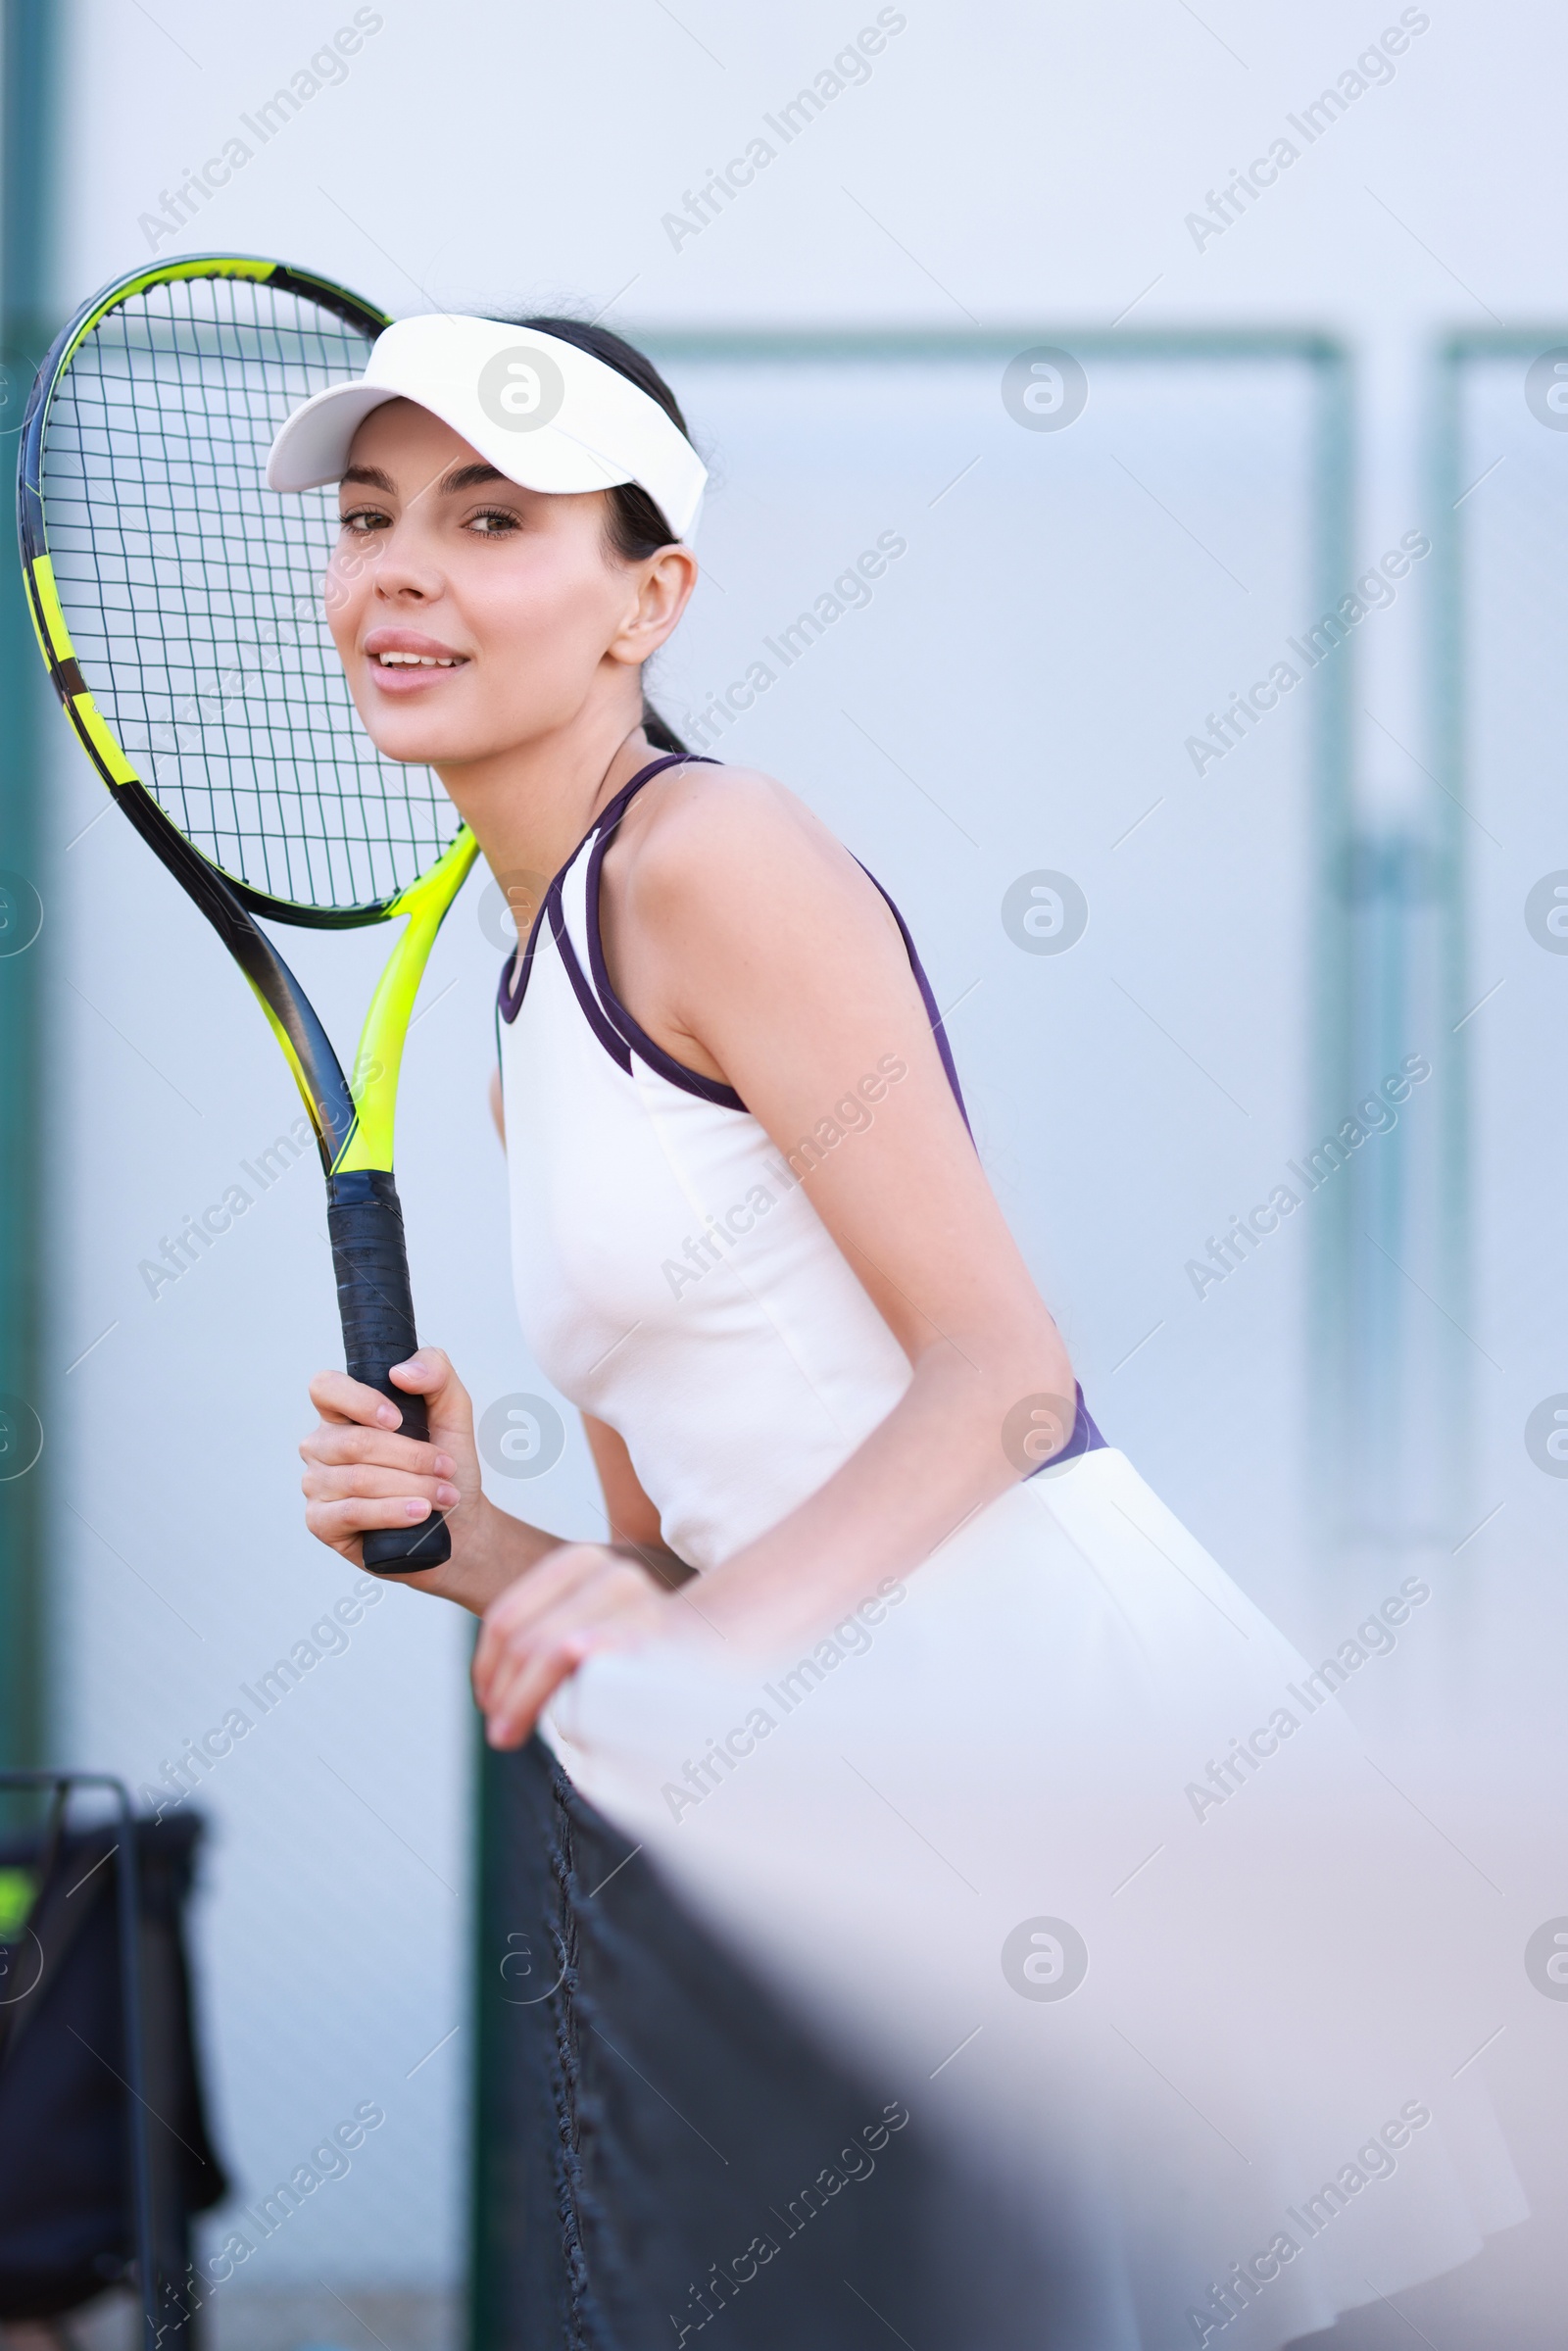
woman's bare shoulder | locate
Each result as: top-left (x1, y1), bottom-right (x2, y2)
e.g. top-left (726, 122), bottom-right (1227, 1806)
top-left (634, 757), bottom-right (822, 841)
top-left (621, 759), bottom-right (879, 924)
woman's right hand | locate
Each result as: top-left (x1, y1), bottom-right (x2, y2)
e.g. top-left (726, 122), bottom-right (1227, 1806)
top-left (300, 1347), bottom-right (482, 1591)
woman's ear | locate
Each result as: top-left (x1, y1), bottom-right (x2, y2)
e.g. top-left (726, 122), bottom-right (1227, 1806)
top-left (608, 545), bottom-right (698, 669)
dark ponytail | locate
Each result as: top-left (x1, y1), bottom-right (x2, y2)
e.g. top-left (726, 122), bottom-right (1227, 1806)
top-left (505, 314), bottom-right (692, 755)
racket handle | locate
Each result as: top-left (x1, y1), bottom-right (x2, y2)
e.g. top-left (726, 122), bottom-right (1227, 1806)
top-left (326, 1169), bottom-right (452, 1574)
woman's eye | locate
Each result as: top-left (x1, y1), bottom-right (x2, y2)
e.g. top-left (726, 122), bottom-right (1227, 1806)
top-left (338, 507), bottom-right (389, 536)
top-left (468, 508), bottom-right (519, 536)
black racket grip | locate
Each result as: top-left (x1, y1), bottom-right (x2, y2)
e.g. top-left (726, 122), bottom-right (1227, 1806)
top-left (326, 1169), bottom-right (451, 1573)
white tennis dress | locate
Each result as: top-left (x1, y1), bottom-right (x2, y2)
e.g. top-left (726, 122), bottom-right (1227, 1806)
top-left (496, 758), bottom-right (1526, 2349)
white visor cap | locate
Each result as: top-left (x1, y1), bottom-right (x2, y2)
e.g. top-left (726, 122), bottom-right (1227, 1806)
top-left (266, 314), bottom-right (706, 542)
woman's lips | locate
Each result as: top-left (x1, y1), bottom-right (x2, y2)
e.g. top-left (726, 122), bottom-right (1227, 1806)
top-left (362, 640), bottom-right (470, 693)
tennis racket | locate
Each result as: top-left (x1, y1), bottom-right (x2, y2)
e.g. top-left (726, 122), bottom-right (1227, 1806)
top-left (17, 256), bottom-right (480, 1571)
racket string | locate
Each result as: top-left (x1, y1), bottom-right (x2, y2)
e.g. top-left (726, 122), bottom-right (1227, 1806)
top-left (41, 272), bottom-right (457, 913)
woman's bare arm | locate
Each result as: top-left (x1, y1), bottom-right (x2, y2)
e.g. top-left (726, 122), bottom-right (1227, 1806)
top-left (605, 764), bottom-right (1074, 1643)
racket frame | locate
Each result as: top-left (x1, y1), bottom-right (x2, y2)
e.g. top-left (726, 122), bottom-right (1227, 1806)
top-left (16, 253), bottom-right (480, 1179)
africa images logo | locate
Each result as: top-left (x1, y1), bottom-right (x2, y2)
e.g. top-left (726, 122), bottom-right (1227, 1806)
top-left (1001, 348), bottom-right (1089, 433)
top-left (478, 1395), bottom-right (566, 1480)
top-left (1000, 1916), bottom-right (1089, 2001)
top-left (476, 345), bottom-right (567, 435)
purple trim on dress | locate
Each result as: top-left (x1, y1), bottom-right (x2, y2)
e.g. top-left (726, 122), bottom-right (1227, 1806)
top-left (1028, 1381), bottom-right (1106, 1472)
top-left (497, 890), bottom-right (551, 1025)
top-left (584, 813), bottom-right (748, 1113)
top-left (591, 750), bottom-right (718, 841)
top-left (547, 885), bottom-right (633, 1074)
top-left (496, 754), bottom-right (717, 1028)
top-left (854, 860), bottom-right (972, 1139)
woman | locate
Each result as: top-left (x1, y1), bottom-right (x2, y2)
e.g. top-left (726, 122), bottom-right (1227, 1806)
top-left (282, 316), bottom-right (1523, 2347)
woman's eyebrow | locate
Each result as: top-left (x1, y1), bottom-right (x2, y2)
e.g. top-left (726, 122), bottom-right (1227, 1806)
top-left (439, 461), bottom-right (510, 494)
top-left (336, 459), bottom-right (510, 500)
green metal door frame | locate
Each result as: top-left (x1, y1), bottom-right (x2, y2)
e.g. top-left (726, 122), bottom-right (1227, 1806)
top-left (0, 0), bottom-right (58, 1770)
top-left (1428, 328), bottom-right (1568, 1538)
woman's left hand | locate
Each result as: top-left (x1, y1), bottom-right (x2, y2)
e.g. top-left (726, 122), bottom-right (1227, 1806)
top-left (471, 1543), bottom-right (671, 1747)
